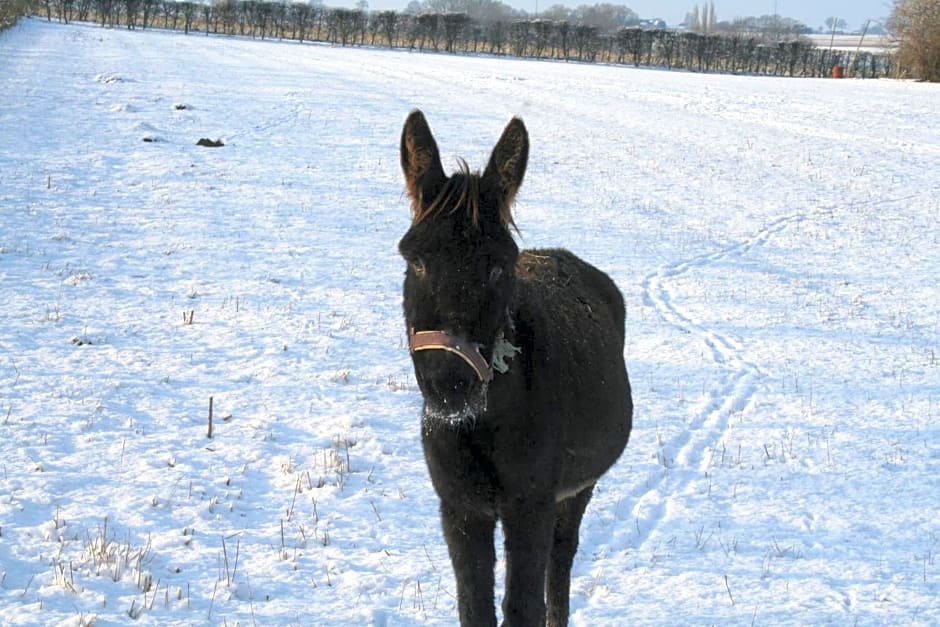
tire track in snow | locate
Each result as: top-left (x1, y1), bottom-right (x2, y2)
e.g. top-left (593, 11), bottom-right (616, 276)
top-left (630, 212), bottom-right (807, 546)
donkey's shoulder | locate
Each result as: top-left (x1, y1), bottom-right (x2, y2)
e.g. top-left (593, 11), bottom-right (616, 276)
top-left (515, 248), bottom-right (625, 332)
top-left (516, 248), bottom-right (589, 283)
top-left (517, 248), bottom-right (620, 297)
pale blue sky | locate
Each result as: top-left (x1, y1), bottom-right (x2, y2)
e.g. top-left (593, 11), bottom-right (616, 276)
top-left (352, 0), bottom-right (893, 31)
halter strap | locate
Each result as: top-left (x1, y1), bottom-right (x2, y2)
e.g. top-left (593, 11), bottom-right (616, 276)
top-left (408, 329), bottom-right (494, 383)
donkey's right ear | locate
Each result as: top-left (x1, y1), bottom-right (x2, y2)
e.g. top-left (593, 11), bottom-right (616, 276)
top-left (401, 110), bottom-right (445, 208)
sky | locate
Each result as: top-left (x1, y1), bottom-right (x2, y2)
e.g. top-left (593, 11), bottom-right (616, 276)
top-left (354, 0), bottom-right (893, 31)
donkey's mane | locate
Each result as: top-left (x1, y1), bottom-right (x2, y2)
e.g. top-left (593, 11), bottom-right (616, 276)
top-left (410, 159), bottom-right (516, 231)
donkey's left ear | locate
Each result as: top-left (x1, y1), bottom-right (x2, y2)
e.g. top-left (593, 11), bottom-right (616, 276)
top-left (483, 117), bottom-right (528, 212)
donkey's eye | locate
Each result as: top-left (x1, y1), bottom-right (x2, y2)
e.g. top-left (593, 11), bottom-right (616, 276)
top-left (489, 266), bottom-right (503, 282)
top-left (411, 260), bottom-right (427, 278)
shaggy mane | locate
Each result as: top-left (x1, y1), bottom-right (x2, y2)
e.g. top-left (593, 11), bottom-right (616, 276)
top-left (410, 159), bottom-right (516, 231)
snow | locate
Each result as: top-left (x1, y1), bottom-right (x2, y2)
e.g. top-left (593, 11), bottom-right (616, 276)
top-left (806, 34), bottom-right (895, 54)
top-left (1, 18), bottom-right (939, 626)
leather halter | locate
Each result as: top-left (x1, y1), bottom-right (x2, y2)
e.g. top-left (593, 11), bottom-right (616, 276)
top-left (408, 329), bottom-right (494, 383)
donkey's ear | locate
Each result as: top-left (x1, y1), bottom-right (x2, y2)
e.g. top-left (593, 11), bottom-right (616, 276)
top-left (483, 117), bottom-right (528, 211)
top-left (401, 110), bottom-right (445, 208)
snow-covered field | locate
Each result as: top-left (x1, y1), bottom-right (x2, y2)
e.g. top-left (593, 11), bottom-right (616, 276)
top-left (1, 18), bottom-right (938, 626)
top-left (807, 34), bottom-right (895, 53)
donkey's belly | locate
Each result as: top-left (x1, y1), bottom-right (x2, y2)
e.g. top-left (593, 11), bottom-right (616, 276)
top-left (556, 410), bottom-right (631, 497)
top-left (554, 477), bottom-right (597, 502)
top-left (546, 357), bottom-right (633, 498)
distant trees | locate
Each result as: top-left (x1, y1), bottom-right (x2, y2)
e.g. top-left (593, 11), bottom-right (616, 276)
top-left (824, 17), bottom-right (848, 33)
top-left (326, 8), bottom-right (362, 46)
top-left (540, 3), bottom-right (636, 30)
top-left (421, 0), bottom-right (513, 23)
top-left (1, 0), bottom-right (36, 29)
top-left (685, 2), bottom-right (716, 34)
top-left (889, 0), bottom-right (940, 81)
top-left (572, 3), bottom-right (637, 29)
top-left (20, 0), bottom-right (895, 78)
top-left (718, 14), bottom-right (810, 41)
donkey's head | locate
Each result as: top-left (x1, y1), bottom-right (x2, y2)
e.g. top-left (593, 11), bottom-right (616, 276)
top-left (398, 110), bottom-right (528, 423)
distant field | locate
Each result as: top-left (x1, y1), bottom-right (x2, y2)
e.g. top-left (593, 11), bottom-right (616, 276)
top-left (807, 33), bottom-right (896, 53)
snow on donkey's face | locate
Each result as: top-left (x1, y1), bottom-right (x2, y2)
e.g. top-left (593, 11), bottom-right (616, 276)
top-left (398, 110), bottom-right (522, 424)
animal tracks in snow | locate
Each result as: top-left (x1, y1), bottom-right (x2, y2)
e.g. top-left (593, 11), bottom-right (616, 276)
top-left (630, 212), bottom-right (809, 546)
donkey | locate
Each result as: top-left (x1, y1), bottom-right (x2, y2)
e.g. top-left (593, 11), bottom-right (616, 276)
top-left (398, 110), bottom-right (633, 627)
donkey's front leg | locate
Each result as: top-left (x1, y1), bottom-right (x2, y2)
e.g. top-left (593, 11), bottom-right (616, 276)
top-left (500, 497), bottom-right (556, 627)
top-left (441, 502), bottom-right (498, 627)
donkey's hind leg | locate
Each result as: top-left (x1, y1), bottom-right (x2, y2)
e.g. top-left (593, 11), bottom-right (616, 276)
top-left (546, 485), bottom-right (594, 627)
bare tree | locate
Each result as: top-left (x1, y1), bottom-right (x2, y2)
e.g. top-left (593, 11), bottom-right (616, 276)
top-left (531, 18), bottom-right (551, 57)
top-left (442, 12), bottom-right (469, 51)
top-left (180, 1), bottom-right (196, 33)
top-left (140, 0), bottom-right (157, 28)
top-left (889, 0), bottom-right (940, 80)
top-left (375, 10), bottom-right (398, 46)
top-left (326, 7), bottom-right (360, 45)
top-left (96, 0), bottom-right (116, 26)
top-left (688, 5), bottom-right (700, 31)
top-left (571, 23), bottom-right (597, 60)
top-left (539, 4), bottom-right (570, 22)
top-left (52, 0), bottom-right (75, 23)
top-left (123, 0), bottom-right (138, 27)
top-left (213, 0), bottom-right (236, 33)
top-left (416, 12), bottom-right (441, 50)
top-left (486, 17), bottom-right (505, 53)
top-left (75, 0), bottom-right (92, 20)
top-left (554, 19), bottom-right (571, 58)
top-left (824, 16), bottom-right (847, 33)
top-left (160, 0), bottom-right (179, 29)
top-left (289, 1), bottom-right (311, 40)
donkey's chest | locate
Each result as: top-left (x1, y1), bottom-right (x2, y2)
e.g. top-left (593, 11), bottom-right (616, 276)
top-left (421, 419), bottom-right (565, 510)
top-left (422, 427), bottom-right (495, 508)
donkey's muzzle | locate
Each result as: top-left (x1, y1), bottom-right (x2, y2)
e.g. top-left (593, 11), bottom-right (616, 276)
top-left (408, 329), bottom-right (493, 383)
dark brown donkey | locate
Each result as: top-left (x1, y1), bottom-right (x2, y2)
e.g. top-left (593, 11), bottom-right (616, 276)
top-left (398, 110), bottom-right (633, 627)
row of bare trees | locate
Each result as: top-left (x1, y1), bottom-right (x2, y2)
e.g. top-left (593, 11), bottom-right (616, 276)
top-left (33, 0), bottom-right (895, 78)
top-left (610, 28), bottom-right (890, 78)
